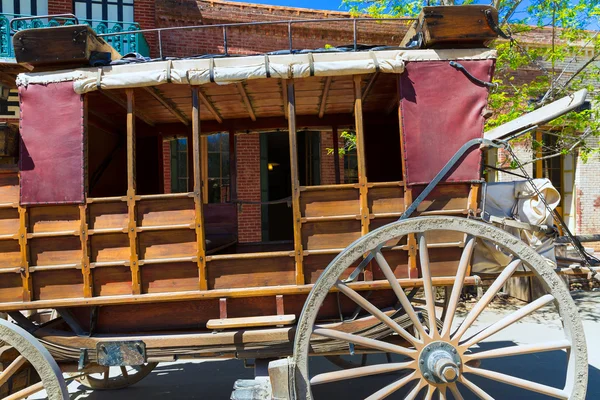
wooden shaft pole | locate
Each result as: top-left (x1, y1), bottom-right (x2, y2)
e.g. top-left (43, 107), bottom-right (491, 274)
top-left (192, 87), bottom-right (208, 290)
top-left (287, 80), bottom-right (305, 285)
top-left (126, 89), bottom-right (141, 295)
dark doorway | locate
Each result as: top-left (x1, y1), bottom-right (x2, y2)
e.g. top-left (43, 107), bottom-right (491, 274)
top-left (260, 131), bottom-right (320, 242)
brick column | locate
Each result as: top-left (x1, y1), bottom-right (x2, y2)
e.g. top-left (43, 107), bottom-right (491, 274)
top-left (236, 133), bottom-right (262, 242)
top-left (49, 0), bottom-right (72, 15)
top-left (162, 140), bottom-right (171, 194)
top-left (134, 0), bottom-right (158, 57)
top-left (320, 130), bottom-right (345, 185)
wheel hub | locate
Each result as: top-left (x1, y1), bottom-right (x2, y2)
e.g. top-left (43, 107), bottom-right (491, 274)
top-left (419, 341), bottom-right (461, 384)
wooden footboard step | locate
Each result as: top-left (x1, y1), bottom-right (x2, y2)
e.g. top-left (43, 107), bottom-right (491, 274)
top-left (206, 315), bottom-right (296, 330)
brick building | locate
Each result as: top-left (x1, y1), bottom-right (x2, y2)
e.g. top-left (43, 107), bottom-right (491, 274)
top-left (0, 0), bottom-right (598, 245)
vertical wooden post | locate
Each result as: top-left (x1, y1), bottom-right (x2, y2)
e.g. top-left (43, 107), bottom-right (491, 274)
top-left (354, 75), bottom-right (372, 280)
top-left (201, 135), bottom-right (208, 204)
top-left (80, 205), bottom-right (92, 297)
top-left (18, 207), bottom-right (31, 301)
top-left (332, 125), bottom-right (341, 184)
top-left (126, 89), bottom-right (141, 295)
top-left (287, 80), bottom-right (305, 285)
top-left (192, 87), bottom-right (208, 290)
top-left (467, 184), bottom-right (480, 216)
top-left (396, 74), bottom-right (418, 279)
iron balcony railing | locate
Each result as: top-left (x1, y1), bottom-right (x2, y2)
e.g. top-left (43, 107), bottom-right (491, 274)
top-left (0, 13), bottom-right (150, 59)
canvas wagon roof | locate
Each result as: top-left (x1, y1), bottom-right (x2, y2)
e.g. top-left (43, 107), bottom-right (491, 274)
top-left (15, 48), bottom-right (496, 126)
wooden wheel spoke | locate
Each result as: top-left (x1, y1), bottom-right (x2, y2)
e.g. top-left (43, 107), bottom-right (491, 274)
top-left (448, 383), bottom-right (464, 400)
top-left (312, 328), bottom-right (417, 357)
top-left (424, 384), bottom-right (436, 400)
top-left (364, 370), bottom-right (418, 400)
top-left (464, 365), bottom-right (568, 399)
top-left (405, 379), bottom-right (426, 400)
top-left (0, 355), bottom-right (26, 387)
top-left (438, 386), bottom-right (447, 400)
top-left (120, 366), bottom-right (129, 378)
top-left (103, 367), bottom-right (109, 383)
top-left (460, 376), bottom-right (495, 400)
top-left (441, 236), bottom-right (475, 338)
top-left (374, 251), bottom-right (428, 338)
top-left (461, 294), bottom-right (555, 349)
top-left (465, 339), bottom-right (570, 361)
top-left (452, 259), bottom-right (522, 341)
top-left (3, 381), bottom-right (44, 400)
top-left (310, 361), bottom-right (414, 385)
top-left (335, 281), bottom-right (421, 347)
top-left (417, 234), bottom-right (439, 338)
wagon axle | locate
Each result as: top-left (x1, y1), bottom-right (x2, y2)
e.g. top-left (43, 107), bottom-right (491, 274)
top-left (418, 341), bottom-right (461, 385)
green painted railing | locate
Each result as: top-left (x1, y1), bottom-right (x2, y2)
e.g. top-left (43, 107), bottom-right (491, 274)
top-left (0, 14), bottom-right (150, 59)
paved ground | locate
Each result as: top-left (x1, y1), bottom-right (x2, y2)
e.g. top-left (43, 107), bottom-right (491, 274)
top-left (34, 291), bottom-right (600, 399)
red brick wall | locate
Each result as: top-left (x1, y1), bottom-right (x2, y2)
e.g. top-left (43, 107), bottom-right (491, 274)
top-left (320, 131), bottom-right (344, 185)
top-left (48, 0), bottom-right (72, 15)
top-left (162, 140), bottom-right (172, 194)
top-left (236, 133), bottom-right (262, 242)
top-left (153, 0), bottom-right (408, 58)
top-left (134, 0), bottom-right (158, 57)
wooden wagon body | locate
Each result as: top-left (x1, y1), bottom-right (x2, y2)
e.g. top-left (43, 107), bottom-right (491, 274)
top-left (0, 7), bottom-right (591, 400)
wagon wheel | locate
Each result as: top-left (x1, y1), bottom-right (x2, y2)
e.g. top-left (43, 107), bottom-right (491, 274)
top-left (294, 216), bottom-right (588, 399)
top-left (75, 362), bottom-right (158, 390)
top-left (0, 318), bottom-right (68, 400)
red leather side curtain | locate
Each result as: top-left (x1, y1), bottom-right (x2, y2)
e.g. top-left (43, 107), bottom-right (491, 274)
top-left (399, 59), bottom-right (495, 186)
top-left (19, 82), bottom-right (86, 205)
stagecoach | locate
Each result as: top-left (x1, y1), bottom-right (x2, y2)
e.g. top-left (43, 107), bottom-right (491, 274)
top-left (0, 6), bottom-right (593, 399)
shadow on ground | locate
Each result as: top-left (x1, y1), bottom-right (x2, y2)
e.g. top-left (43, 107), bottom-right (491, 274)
top-left (67, 342), bottom-right (600, 399)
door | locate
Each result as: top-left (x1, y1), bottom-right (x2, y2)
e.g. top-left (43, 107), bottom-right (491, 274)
top-left (260, 131), bottom-right (320, 242)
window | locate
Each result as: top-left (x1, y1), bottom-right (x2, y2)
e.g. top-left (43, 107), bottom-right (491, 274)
top-left (74, 0), bottom-right (134, 23)
top-left (170, 138), bottom-right (188, 193)
top-left (0, 0), bottom-right (47, 15)
top-left (207, 132), bottom-right (230, 203)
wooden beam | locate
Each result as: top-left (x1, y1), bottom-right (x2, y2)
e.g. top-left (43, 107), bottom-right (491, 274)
top-left (236, 82), bottom-right (256, 122)
top-left (354, 75), bottom-right (371, 280)
top-left (0, 276), bottom-right (482, 312)
top-left (192, 87), bottom-right (208, 291)
top-left (282, 79), bottom-right (288, 119)
top-left (154, 113), bottom-right (361, 136)
top-left (143, 86), bottom-right (190, 126)
top-left (196, 87), bottom-right (223, 124)
top-left (125, 89), bottom-right (141, 295)
top-left (361, 72), bottom-right (379, 103)
top-left (101, 89), bottom-right (155, 127)
top-left (318, 76), bottom-right (332, 119)
top-left (385, 92), bottom-right (399, 115)
top-left (287, 80), bottom-right (305, 286)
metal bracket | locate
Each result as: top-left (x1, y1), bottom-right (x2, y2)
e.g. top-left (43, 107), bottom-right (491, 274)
top-left (484, 9), bottom-right (511, 40)
top-left (97, 341), bottom-right (146, 366)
